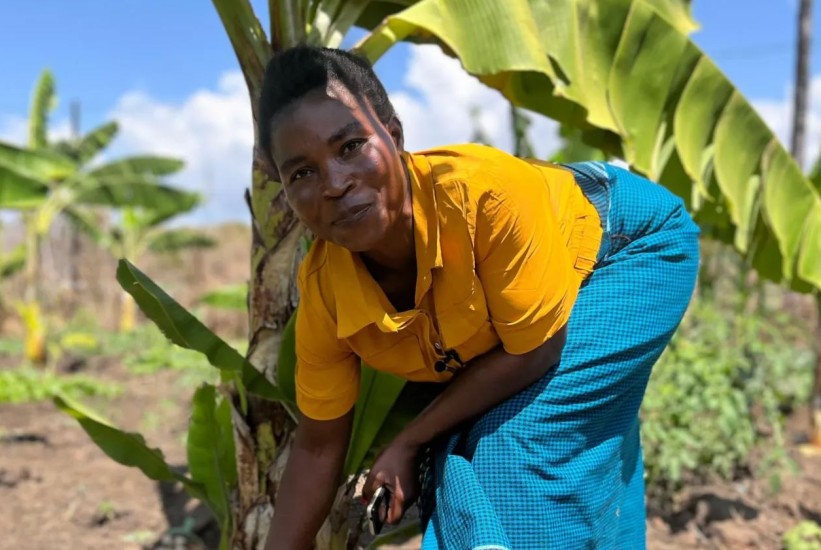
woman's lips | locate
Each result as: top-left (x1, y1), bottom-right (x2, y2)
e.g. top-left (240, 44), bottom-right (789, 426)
top-left (332, 203), bottom-right (372, 226)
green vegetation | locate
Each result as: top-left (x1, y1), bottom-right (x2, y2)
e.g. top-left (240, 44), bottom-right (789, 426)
top-left (105, 323), bottom-right (227, 377)
top-left (0, 70), bottom-right (195, 362)
top-left (0, 367), bottom-right (120, 404)
top-left (784, 521), bottom-right (821, 550)
top-left (642, 291), bottom-right (813, 501)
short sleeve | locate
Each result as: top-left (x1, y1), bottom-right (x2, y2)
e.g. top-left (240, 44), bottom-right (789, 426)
top-left (475, 170), bottom-right (581, 355)
top-left (295, 274), bottom-right (360, 420)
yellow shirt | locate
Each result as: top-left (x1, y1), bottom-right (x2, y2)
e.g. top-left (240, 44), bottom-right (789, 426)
top-left (295, 144), bottom-right (602, 420)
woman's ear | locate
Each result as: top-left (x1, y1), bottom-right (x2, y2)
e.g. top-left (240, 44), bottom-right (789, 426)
top-left (387, 115), bottom-right (404, 152)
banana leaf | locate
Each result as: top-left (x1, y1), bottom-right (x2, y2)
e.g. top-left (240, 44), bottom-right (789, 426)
top-left (343, 367), bottom-right (406, 476)
top-left (354, 0), bottom-right (820, 290)
top-left (74, 177), bottom-right (197, 210)
top-left (0, 141), bottom-right (75, 181)
top-left (73, 122), bottom-right (119, 164)
top-left (0, 164), bottom-right (49, 208)
top-left (88, 155), bottom-right (184, 178)
top-left (212, 0), bottom-right (272, 96)
top-left (53, 394), bottom-right (207, 501)
top-left (29, 70), bottom-right (55, 150)
top-left (188, 384), bottom-right (236, 534)
top-left (116, 259), bottom-right (286, 401)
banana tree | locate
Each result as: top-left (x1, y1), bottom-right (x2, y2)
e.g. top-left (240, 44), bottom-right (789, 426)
top-left (0, 71), bottom-right (193, 362)
top-left (92, 196), bottom-right (216, 332)
top-left (57, 1), bottom-right (821, 549)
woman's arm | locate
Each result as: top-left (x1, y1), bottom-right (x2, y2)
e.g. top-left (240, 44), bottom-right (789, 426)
top-left (265, 409), bottom-right (354, 550)
top-left (363, 325), bottom-right (567, 522)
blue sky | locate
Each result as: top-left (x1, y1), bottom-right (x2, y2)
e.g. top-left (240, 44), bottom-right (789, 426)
top-left (0, 1), bottom-right (811, 223)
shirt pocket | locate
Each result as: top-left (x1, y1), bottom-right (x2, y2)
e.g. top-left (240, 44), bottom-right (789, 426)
top-left (434, 275), bottom-right (490, 352)
top-left (349, 327), bottom-right (433, 380)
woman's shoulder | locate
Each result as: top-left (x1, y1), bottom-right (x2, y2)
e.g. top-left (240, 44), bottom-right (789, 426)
top-left (413, 143), bottom-right (526, 185)
top-left (412, 143), bottom-right (561, 208)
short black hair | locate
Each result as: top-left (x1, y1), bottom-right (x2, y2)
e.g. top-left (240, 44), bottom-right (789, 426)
top-left (258, 45), bottom-right (397, 162)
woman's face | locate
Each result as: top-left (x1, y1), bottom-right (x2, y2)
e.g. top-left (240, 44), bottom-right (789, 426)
top-left (269, 82), bottom-right (408, 253)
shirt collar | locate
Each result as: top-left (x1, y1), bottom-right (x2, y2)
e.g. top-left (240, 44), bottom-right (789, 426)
top-left (330, 151), bottom-right (443, 338)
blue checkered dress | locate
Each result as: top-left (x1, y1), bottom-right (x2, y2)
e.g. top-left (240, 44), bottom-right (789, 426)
top-left (419, 162), bottom-right (700, 549)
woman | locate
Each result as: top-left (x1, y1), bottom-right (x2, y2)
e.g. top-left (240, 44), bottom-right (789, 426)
top-left (260, 46), bottom-right (699, 550)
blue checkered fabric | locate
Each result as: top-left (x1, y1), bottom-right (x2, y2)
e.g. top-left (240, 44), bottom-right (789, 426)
top-left (420, 162), bottom-right (700, 549)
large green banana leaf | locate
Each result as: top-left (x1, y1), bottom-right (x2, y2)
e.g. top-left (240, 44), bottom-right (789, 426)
top-left (0, 142), bottom-right (75, 182)
top-left (0, 164), bottom-right (49, 208)
top-left (53, 394), bottom-right (208, 501)
top-left (188, 384), bottom-right (236, 546)
top-left (354, 0), bottom-right (820, 291)
top-left (55, 388), bottom-right (235, 550)
top-left (116, 259), bottom-right (286, 402)
top-left (273, 307), bottom-right (407, 476)
top-left (114, 254), bottom-right (412, 478)
top-left (28, 70), bottom-right (55, 150)
top-left (88, 156), bottom-right (185, 179)
top-left (68, 122), bottom-right (119, 165)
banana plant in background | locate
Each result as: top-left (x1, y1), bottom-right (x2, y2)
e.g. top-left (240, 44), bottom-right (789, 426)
top-left (57, 0), bottom-right (821, 549)
top-left (92, 197), bottom-right (216, 332)
top-left (0, 70), bottom-right (193, 363)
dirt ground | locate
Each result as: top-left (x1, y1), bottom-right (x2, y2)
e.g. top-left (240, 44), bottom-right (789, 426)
top-left (1, 349), bottom-right (819, 550)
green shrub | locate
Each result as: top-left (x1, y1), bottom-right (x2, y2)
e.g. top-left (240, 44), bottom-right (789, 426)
top-left (0, 338), bottom-right (22, 357)
top-left (641, 296), bottom-right (813, 501)
top-left (0, 367), bottom-right (121, 404)
top-left (784, 521), bottom-right (821, 550)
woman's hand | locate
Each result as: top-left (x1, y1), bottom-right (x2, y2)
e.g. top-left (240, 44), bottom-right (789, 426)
top-left (363, 438), bottom-right (420, 525)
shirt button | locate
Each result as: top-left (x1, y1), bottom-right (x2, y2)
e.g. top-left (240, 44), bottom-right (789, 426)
top-left (434, 342), bottom-right (443, 352)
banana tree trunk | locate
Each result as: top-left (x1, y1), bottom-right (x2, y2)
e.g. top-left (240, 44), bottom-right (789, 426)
top-left (119, 290), bottom-right (136, 332)
top-left (207, 2), bottom-right (340, 548)
top-left (23, 214), bottom-right (46, 364)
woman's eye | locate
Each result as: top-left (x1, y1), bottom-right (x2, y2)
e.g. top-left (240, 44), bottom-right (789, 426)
top-left (342, 139), bottom-right (365, 155)
top-left (291, 168), bottom-right (313, 182)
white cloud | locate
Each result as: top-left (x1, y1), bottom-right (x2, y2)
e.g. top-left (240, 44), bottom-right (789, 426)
top-left (390, 45), bottom-right (560, 158)
top-left (0, 115), bottom-right (28, 144)
top-left (752, 76), bottom-right (821, 170)
top-left (107, 71), bottom-right (254, 225)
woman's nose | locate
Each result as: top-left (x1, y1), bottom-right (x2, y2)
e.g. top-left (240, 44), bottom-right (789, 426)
top-left (323, 169), bottom-right (355, 198)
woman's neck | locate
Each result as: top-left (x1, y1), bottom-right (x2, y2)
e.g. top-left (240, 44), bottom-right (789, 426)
top-left (361, 164), bottom-right (415, 273)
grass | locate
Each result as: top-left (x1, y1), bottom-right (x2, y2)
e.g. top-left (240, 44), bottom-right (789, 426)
top-left (0, 367), bottom-right (121, 404)
top-left (0, 318), bottom-right (231, 404)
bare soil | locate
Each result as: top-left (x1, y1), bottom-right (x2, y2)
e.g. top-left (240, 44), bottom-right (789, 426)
top-left (0, 358), bottom-right (216, 550)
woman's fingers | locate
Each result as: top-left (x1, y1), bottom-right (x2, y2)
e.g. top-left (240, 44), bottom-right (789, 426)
top-left (362, 469), bottom-right (382, 502)
top-left (387, 484), bottom-right (404, 524)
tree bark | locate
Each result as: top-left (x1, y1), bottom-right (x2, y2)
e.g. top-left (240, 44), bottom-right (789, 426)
top-left (791, 0), bottom-right (813, 167)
